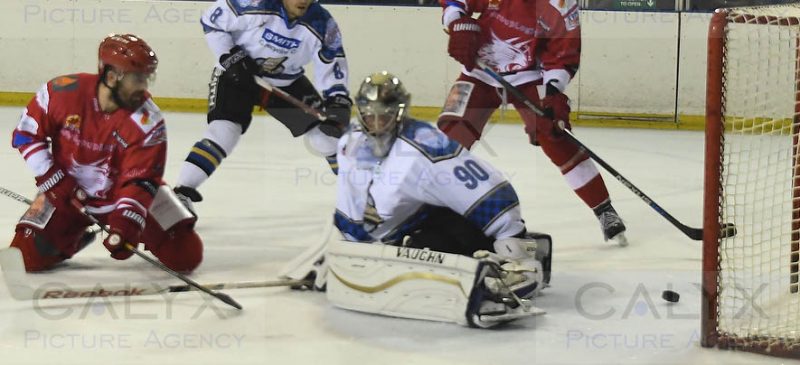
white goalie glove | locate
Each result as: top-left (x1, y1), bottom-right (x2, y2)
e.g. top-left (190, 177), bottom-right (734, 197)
top-left (476, 234), bottom-right (549, 300)
top-left (466, 233), bottom-right (551, 328)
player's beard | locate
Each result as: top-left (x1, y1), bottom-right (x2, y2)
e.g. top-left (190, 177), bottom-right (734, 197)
top-left (111, 86), bottom-right (145, 111)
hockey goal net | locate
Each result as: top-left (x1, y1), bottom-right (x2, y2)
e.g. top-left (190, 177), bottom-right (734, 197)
top-left (703, 4), bottom-right (800, 358)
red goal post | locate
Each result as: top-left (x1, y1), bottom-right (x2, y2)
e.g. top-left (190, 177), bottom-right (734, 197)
top-left (703, 4), bottom-right (800, 359)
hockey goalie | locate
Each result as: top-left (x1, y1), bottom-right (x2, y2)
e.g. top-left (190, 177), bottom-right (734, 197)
top-left (282, 72), bottom-right (552, 328)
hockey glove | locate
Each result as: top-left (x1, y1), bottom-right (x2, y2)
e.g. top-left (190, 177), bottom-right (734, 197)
top-left (321, 95), bottom-right (353, 138)
top-left (103, 207), bottom-right (146, 260)
top-left (540, 81), bottom-right (572, 134)
top-left (35, 165), bottom-right (83, 213)
top-left (219, 45), bottom-right (260, 92)
top-left (447, 16), bottom-right (482, 71)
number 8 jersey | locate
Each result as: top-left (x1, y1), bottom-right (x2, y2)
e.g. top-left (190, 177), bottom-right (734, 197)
top-left (334, 120), bottom-right (526, 244)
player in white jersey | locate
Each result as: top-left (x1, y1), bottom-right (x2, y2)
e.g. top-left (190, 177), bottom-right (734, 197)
top-left (173, 0), bottom-right (351, 214)
top-left (282, 72), bottom-right (552, 327)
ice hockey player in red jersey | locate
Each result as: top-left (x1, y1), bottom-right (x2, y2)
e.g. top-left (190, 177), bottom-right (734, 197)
top-left (9, 34), bottom-right (203, 272)
top-left (437, 0), bottom-right (627, 245)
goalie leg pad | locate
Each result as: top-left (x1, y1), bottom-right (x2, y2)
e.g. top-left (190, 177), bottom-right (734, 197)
top-left (326, 240), bottom-right (545, 327)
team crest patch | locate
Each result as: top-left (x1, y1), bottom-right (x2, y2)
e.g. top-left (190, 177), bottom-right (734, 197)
top-left (258, 56), bottom-right (288, 75)
top-left (143, 123), bottom-right (167, 147)
top-left (565, 10), bottom-right (579, 31)
top-left (324, 19), bottom-right (343, 50)
top-left (488, 0), bottom-right (502, 10)
top-left (50, 75), bottom-right (78, 91)
top-left (64, 114), bottom-right (81, 129)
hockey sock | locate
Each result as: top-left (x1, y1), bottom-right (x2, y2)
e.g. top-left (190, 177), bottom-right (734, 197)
top-left (176, 120), bottom-right (241, 188)
top-left (561, 157), bottom-right (610, 209)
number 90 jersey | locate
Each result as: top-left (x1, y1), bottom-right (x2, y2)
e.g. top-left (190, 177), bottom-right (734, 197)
top-left (334, 120), bottom-right (526, 244)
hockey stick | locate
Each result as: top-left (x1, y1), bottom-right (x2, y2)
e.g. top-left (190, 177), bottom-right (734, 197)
top-left (0, 186), bottom-right (243, 310)
top-left (476, 61), bottom-right (736, 241)
top-left (253, 76), bottom-right (327, 121)
top-left (0, 247), bottom-right (307, 300)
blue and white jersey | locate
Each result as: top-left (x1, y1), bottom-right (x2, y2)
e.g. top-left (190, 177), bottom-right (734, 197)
top-left (201, 0), bottom-right (349, 98)
top-left (334, 119), bottom-right (526, 244)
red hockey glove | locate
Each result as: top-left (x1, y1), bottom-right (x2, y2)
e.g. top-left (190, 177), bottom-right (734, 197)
top-left (36, 165), bottom-right (81, 212)
top-left (103, 208), bottom-right (146, 260)
top-left (447, 16), bottom-right (482, 71)
top-left (541, 82), bottom-right (572, 134)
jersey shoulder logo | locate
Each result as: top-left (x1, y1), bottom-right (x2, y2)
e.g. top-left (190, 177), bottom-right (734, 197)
top-left (143, 122), bottom-right (167, 147)
top-left (129, 99), bottom-right (164, 134)
top-left (549, 0), bottom-right (578, 16)
top-left (399, 121), bottom-right (462, 162)
top-left (50, 75), bottom-right (79, 92)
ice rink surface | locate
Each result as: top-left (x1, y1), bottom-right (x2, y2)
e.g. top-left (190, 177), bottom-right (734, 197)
top-left (0, 106), bottom-right (795, 365)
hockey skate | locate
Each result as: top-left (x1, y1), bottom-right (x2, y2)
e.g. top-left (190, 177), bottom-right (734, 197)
top-left (595, 203), bottom-right (628, 246)
top-left (173, 186), bottom-right (202, 218)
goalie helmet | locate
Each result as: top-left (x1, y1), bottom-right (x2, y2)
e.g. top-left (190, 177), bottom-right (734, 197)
top-left (354, 71), bottom-right (411, 157)
top-left (98, 33), bottom-right (158, 76)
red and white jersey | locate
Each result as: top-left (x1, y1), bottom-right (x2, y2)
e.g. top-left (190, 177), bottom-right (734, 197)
top-left (12, 73), bottom-right (167, 215)
top-left (441, 0), bottom-right (581, 91)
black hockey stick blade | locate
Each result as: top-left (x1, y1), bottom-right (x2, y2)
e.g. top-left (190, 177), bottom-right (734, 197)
top-left (125, 245), bottom-right (243, 310)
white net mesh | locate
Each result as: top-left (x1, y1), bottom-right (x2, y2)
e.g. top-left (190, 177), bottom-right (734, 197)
top-left (717, 4), bottom-right (800, 350)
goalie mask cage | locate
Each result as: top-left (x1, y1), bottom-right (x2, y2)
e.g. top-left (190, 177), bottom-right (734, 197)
top-left (703, 4), bottom-right (800, 359)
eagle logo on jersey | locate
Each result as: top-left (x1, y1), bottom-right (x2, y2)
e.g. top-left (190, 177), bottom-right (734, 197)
top-left (258, 57), bottom-right (288, 75)
top-left (363, 193), bottom-right (385, 232)
top-left (70, 157), bottom-right (113, 199)
top-left (478, 32), bottom-right (532, 73)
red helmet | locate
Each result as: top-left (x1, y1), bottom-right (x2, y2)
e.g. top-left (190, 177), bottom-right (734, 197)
top-left (97, 33), bottom-right (158, 74)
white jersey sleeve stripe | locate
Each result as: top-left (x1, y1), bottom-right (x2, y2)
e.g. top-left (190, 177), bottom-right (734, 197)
top-left (24, 149), bottom-right (53, 177)
top-left (35, 84), bottom-right (49, 111)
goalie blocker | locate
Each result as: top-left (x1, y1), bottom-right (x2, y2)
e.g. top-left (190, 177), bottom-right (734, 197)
top-left (319, 234), bottom-right (552, 328)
